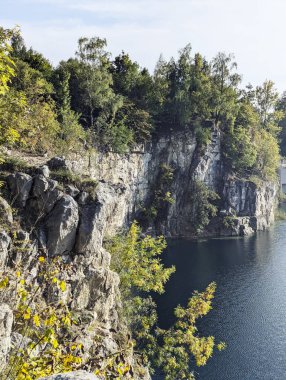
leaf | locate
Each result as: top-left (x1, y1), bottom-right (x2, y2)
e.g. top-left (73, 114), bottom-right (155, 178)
top-left (33, 314), bottom-right (41, 327)
top-left (59, 280), bottom-right (66, 292)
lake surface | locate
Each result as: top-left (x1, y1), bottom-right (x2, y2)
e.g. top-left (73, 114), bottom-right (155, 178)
top-left (154, 220), bottom-right (286, 380)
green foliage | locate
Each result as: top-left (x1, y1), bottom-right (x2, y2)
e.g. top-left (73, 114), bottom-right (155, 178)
top-left (154, 283), bottom-right (225, 380)
top-left (210, 53), bottom-right (241, 129)
top-left (11, 34), bottom-right (53, 78)
top-left (1, 257), bottom-right (85, 379)
top-left (0, 155), bottom-right (30, 172)
top-left (50, 168), bottom-right (98, 197)
top-left (0, 27), bottom-right (281, 181)
top-left (0, 34), bottom-right (60, 154)
top-left (0, 27), bottom-right (17, 95)
top-left (223, 126), bottom-right (257, 173)
top-left (194, 121), bottom-right (212, 147)
top-left (222, 215), bottom-right (237, 229)
top-left (0, 255), bottom-right (136, 380)
top-left (189, 180), bottom-right (219, 234)
top-left (141, 164), bottom-right (175, 226)
top-left (254, 80), bottom-right (282, 135)
top-left (106, 221), bottom-right (175, 296)
top-left (56, 70), bottom-right (86, 154)
top-left (106, 223), bottom-right (224, 379)
top-left (75, 36), bottom-right (118, 131)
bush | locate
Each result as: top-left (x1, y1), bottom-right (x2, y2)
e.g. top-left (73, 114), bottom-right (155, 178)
top-left (105, 222), bottom-right (225, 379)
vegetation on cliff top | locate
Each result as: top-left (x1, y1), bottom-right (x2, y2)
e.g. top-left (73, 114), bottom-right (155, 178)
top-left (0, 25), bottom-right (283, 180)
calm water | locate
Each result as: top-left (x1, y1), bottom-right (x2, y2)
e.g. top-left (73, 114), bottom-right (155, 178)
top-left (154, 220), bottom-right (286, 380)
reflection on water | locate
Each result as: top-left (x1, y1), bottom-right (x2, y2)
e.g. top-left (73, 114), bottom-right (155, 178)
top-left (154, 221), bottom-right (286, 379)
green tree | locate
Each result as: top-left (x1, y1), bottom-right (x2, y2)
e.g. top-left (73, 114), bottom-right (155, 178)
top-left (56, 70), bottom-right (86, 153)
top-left (106, 221), bottom-right (175, 297)
top-left (75, 36), bottom-right (117, 129)
top-left (155, 282), bottom-right (225, 380)
top-left (0, 27), bottom-right (17, 95)
top-left (255, 129), bottom-right (280, 180)
top-left (106, 223), bottom-right (224, 379)
top-left (254, 80), bottom-right (282, 136)
top-left (210, 53), bottom-right (241, 129)
top-left (111, 51), bottom-right (141, 97)
top-left (277, 92), bottom-right (286, 156)
top-left (11, 34), bottom-right (53, 78)
top-left (3, 57), bottom-right (60, 153)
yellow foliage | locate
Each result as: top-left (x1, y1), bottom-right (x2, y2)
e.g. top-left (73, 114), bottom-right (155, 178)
top-left (106, 221), bottom-right (175, 296)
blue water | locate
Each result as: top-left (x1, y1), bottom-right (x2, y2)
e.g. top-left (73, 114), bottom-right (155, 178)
top-left (155, 221), bottom-right (286, 379)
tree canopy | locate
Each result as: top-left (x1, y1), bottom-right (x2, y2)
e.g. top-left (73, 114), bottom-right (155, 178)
top-left (0, 26), bottom-right (283, 179)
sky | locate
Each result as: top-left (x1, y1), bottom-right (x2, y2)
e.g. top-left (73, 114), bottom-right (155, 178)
top-left (1, 0), bottom-right (286, 92)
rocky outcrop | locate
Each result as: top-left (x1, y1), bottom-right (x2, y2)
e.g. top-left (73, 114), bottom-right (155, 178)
top-left (61, 125), bottom-right (277, 238)
top-left (220, 179), bottom-right (277, 236)
top-left (0, 170), bottom-right (147, 378)
top-left (0, 125), bottom-right (277, 379)
top-left (7, 172), bottom-right (33, 208)
top-left (0, 304), bottom-right (13, 371)
top-left (45, 195), bottom-right (79, 256)
top-left (0, 196), bottom-right (13, 225)
top-left (0, 231), bottom-right (11, 269)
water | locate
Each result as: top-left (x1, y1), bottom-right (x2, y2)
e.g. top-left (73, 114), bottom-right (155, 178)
top-left (154, 220), bottom-right (286, 380)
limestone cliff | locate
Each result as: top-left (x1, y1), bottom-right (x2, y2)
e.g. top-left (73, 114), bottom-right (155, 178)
top-left (61, 125), bottom-right (277, 237)
top-left (0, 126), bottom-right (278, 378)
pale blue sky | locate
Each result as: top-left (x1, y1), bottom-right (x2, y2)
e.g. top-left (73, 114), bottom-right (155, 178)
top-left (1, 0), bottom-right (286, 92)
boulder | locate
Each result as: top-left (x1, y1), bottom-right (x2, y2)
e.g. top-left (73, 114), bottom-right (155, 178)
top-left (37, 165), bottom-right (50, 178)
top-left (0, 304), bottom-right (13, 371)
top-left (7, 172), bottom-right (33, 207)
top-left (45, 195), bottom-right (79, 256)
top-left (28, 175), bottom-right (63, 220)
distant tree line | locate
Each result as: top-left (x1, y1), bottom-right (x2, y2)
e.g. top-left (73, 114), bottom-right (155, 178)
top-left (0, 26), bottom-right (285, 179)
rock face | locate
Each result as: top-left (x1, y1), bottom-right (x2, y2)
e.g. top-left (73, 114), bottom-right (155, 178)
top-left (45, 195), bottom-right (79, 256)
top-left (0, 304), bottom-right (13, 371)
top-left (1, 169), bottom-right (149, 378)
top-left (221, 179), bottom-right (277, 236)
top-left (0, 231), bottom-right (11, 269)
top-left (7, 172), bottom-right (33, 207)
top-left (63, 125), bottom-right (276, 238)
top-left (0, 126), bottom-right (277, 379)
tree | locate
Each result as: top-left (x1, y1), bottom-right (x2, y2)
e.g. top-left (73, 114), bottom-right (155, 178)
top-left (0, 27), bottom-right (16, 95)
top-left (56, 70), bottom-right (86, 154)
top-left (106, 223), bottom-right (224, 379)
top-left (223, 126), bottom-right (257, 174)
top-left (277, 92), bottom-right (286, 156)
top-left (155, 282), bottom-right (225, 380)
top-left (11, 33), bottom-right (53, 78)
top-left (255, 129), bottom-right (280, 180)
top-left (106, 221), bottom-right (175, 297)
top-left (210, 53), bottom-right (241, 129)
top-left (111, 51), bottom-right (141, 97)
top-left (254, 80), bottom-right (282, 136)
top-left (75, 36), bottom-right (116, 129)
